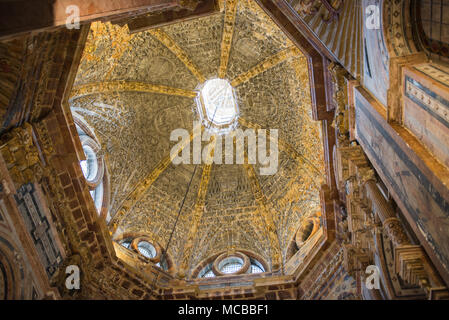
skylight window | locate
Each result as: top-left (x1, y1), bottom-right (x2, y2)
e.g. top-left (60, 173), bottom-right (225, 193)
top-left (196, 78), bottom-right (239, 133)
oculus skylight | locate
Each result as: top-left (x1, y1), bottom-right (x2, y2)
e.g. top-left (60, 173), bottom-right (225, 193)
top-left (196, 78), bottom-right (239, 133)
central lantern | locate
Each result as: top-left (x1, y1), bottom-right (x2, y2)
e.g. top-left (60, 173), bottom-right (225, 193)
top-left (196, 78), bottom-right (239, 134)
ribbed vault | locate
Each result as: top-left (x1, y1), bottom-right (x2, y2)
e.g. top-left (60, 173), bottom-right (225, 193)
top-left (70, 0), bottom-right (325, 277)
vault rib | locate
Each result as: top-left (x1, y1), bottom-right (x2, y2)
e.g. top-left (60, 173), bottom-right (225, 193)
top-left (110, 129), bottom-right (199, 233)
top-left (70, 81), bottom-right (198, 99)
top-left (239, 117), bottom-right (323, 262)
top-left (243, 159), bottom-right (282, 271)
top-left (178, 138), bottom-right (217, 277)
top-left (148, 28), bottom-right (206, 83)
top-left (231, 46), bottom-right (301, 87)
top-left (233, 135), bottom-right (282, 270)
top-left (239, 117), bottom-right (322, 179)
top-left (218, 0), bottom-right (238, 79)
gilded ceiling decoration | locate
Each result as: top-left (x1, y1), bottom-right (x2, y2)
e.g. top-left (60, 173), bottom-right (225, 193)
top-left (69, 0), bottom-right (325, 277)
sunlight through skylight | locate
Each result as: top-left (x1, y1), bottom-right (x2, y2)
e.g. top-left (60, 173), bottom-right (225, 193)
top-left (198, 78), bottom-right (238, 128)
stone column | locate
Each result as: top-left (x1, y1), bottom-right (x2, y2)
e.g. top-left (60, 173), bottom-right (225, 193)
top-left (364, 180), bottom-right (409, 247)
top-left (364, 181), bottom-right (448, 297)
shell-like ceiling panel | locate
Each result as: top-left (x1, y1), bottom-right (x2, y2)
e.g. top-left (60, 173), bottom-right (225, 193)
top-left (70, 0), bottom-right (325, 277)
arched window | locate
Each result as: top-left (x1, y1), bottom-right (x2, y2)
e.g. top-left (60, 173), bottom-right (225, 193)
top-left (74, 117), bottom-right (109, 220)
top-left (198, 264), bottom-right (215, 278)
top-left (155, 255), bottom-right (169, 270)
top-left (414, 1), bottom-right (449, 63)
top-left (119, 238), bottom-right (132, 249)
top-left (218, 256), bottom-right (244, 274)
top-left (137, 241), bottom-right (157, 259)
top-left (286, 216), bottom-right (322, 262)
top-left (197, 251), bottom-right (267, 278)
top-left (295, 217), bottom-right (320, 248)
top-left (117, 236), bottom-right (172, 272)
top-left (203, 268), bottom-right (215, 278)
top-left (250, 258), bottom-right (265, 274)
top-left (80, 144), bottom-right (98, 181)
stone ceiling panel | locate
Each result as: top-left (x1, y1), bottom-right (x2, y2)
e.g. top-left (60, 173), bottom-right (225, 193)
top-left (226, 0), bottom-right (293, 80)
top-left (71, 92), bottom-right (194, 215)
top-left (119, 162), bottom-right (200, 263)
top-left (191, 211), bottom-right (272, 268)
top-left (74, 22), bottom-right (199, 90)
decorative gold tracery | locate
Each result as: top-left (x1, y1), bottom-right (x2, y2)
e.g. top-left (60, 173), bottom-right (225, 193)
top-left (218, 0), bottom-right (238, 78)
top-left (148, 28), bottom-right (206, 83)
top-left (70, 81), bottom-right (197, 99)
top-left (231, 47), bottom-right (301, 87)
top-left (72, 0), bottom-right (323, 275)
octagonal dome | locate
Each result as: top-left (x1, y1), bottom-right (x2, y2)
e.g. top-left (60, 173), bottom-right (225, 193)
top-left (69, 0), bottom-right (325, 277)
